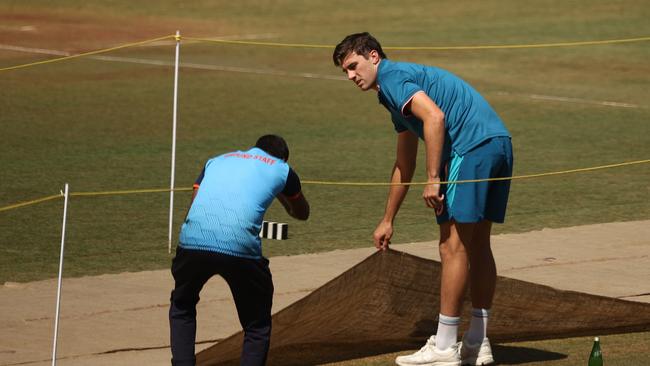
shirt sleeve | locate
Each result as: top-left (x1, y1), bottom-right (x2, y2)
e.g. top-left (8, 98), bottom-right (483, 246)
top-left (281, 167), bottom-right (302, 198)
top-left (382, 70), bottom-right (423, 117)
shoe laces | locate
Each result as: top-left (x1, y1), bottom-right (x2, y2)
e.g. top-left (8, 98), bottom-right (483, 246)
top-left (415, 335), bottom-right (437, 354)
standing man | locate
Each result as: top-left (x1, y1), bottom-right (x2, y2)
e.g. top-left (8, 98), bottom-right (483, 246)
top-left (333, 33), bottom-right (513, 366)
top-left (169, 135), bottom-right (310, 366)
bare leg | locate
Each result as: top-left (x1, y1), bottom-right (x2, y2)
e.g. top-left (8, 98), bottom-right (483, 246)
top-left (466, 220), bottom-right (496, 309)
top-left (438, 220), bottom-right (475, 316)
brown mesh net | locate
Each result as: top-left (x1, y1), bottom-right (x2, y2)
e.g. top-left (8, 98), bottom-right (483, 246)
top-left (197, 249), bottom-right (650, 365)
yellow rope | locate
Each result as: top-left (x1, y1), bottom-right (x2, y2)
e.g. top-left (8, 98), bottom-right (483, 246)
top-left (1, 159), bottom-right (648, 212)
top-left (386, 36), bottom-right (650, 50)
top-left (0, 194), bottom-right (63, 212)
top-left (183, 35), bottom-right (650, 50)
top-left (3, 34), bottom-right (648, 73)
top-left (0, 187), bottom-right (192, 212)
top-left (183, 36), bottom-right (332, 49)
top-left (70, 187), bottom-right (191, 197)
top-left (0, 34), bottom-right (175, 72)
top-left (302, 159), bottom-right (650, 186)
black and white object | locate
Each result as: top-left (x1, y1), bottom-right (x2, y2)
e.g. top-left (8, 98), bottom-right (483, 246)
top-left (260, 221), bottom-right (288, 240)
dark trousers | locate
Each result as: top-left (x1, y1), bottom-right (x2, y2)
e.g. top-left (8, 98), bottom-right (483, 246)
top-left (169, 247), bottom-right (274, 366)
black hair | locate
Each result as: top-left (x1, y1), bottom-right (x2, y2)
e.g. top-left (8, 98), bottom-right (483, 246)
top-left (333, 32), bottom-right (387, 67)
top-left (255, 135), bottom-right (289, 161)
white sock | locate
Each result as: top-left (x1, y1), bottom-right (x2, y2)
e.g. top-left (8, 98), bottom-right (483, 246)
top-left (435, 313), bottom-right (460, 351)
top-left (465, 308), bottom-right (489, 345)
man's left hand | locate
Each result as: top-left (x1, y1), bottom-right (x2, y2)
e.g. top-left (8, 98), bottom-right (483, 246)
top-left (423, 179), bottom-right (445, 215)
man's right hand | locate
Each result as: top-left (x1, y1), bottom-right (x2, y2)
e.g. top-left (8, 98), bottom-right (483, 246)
top-left (373, 221), bottom-right (393, 251)
top-left (277, 192), bottom-right (310, 221)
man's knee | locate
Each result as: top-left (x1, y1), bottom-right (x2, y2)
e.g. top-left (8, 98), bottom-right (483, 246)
top-left (439, 237), bottom-right (467, 259)
top-left (170, 289), bottom-right (200, 315)
top-left (438, 221), bottom-right (471, 259)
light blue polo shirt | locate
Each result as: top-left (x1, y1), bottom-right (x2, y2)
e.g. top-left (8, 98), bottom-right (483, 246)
top-left (377, 59), bottom-right (510, 162)
top-left (178, 147), bottom-right (290, 259)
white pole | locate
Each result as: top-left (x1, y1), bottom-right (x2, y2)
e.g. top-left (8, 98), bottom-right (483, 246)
top-left (168, 30), bottom-right (181, 254)
top-left (51, 183), bottom-right (69, 366)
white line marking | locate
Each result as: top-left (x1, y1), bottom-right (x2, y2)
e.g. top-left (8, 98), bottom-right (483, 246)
top-left (529, 93), bottom-right (640, 108)
top-left (1, 43), bottom-right (645, 108)
top-left (97, 54), bottom-right (346, 80)
top-left (495, 91), bottom-right (642, 109)
top-left (1, 44), bottom-right (69, 56)
top-left (0, 25), bottom-right (37, 32)
top-left (0, 43), bottom-right (346, 81)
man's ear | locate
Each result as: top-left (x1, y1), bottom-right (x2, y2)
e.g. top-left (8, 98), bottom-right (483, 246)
top-left (370, 50), bottom-right (380, 65)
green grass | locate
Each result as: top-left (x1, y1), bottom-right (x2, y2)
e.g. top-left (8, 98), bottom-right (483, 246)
top-left (3, 0), bottom-right (649, 43)
top-left (1, 0), bottom-right (649, 283)
top-left (325, 331), bottom-right (650, 365)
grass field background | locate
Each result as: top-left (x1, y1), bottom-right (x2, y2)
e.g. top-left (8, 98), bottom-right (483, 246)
top-left (1, 0), bottom-right (648, 284)
top-left (1, 1), bottom-right (649, 365)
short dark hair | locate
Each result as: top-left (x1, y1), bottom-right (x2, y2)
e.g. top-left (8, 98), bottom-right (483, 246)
top-left (333, 32), bottom-right (387, 67)
top-left (255, 135), bottom-right (289, 161)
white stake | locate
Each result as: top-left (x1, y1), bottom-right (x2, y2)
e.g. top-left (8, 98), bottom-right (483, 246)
top-left (51, 183), bottom-right (69, 366)
top-left (168, 30), bottom-right (181, 254)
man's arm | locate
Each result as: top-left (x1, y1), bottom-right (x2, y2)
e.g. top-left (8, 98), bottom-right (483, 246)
top-left (407, 91), bottom-right (446, 213)
top-left (277, 168), bottom-right (309, 221)
top-left (277, 192), bottom-right (310, 221)
top-left (190, 185), bottom-right (199, 202)
top-left (184, 166), bottom-right (204, 219)
top-left (373, 130), bottom-right (418, 250)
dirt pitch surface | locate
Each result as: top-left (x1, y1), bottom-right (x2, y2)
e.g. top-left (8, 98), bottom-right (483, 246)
top-left (1, 220), bottom-right (649, 366)
top-left (0, 7), bottom-right (235, 54)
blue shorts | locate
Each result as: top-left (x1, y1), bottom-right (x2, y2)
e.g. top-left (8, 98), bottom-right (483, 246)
top-left (437, 136), bottom-right (513, 224)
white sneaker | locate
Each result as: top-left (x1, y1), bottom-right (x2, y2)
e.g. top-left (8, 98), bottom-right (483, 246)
top-left (395, 336), bottom-right (461, 366)
top-left (460, 337), bottom-right (494, 365)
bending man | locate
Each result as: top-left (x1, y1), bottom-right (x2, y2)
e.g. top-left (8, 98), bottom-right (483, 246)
top-left (169, 135), bottom-right (310, 366)
top-left (333, 33), bottom-right (513, 366)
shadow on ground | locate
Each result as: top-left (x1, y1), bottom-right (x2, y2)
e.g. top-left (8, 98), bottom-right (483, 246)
top-left (492, 344), bottom-right (567, 364)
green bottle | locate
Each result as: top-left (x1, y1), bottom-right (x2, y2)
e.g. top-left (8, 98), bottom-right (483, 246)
top-left (588, 337), bottom-right (603, 366)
